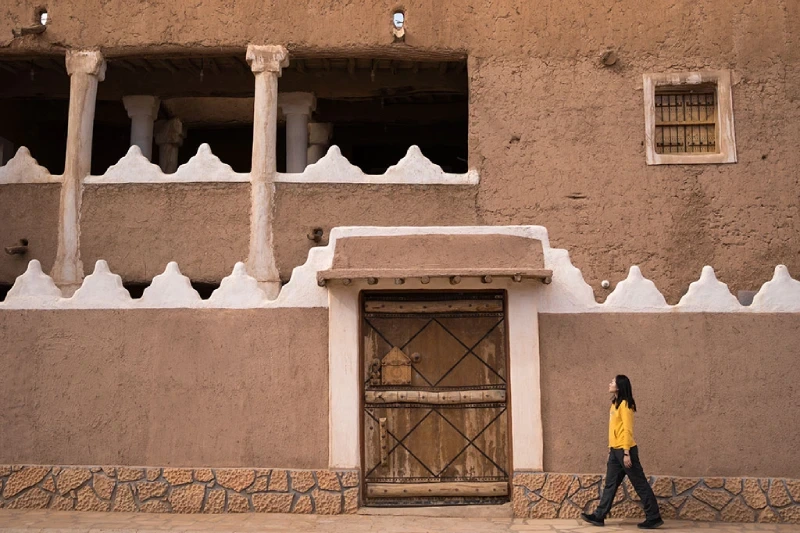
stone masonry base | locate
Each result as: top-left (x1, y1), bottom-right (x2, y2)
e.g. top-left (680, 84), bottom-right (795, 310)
top-left (513, 472), bottom-right (800, 524)
top-left (0, 466), bottom-right (359, 514)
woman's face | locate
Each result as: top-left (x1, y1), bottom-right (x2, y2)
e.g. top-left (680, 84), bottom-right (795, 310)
top-left (608, 378), bottom-right (618, 394)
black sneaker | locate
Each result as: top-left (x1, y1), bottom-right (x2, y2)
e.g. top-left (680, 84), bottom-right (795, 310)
top-left (637, 517), bottom-right (664, 529)
top-left (580, 512), bottom-right (605, 526)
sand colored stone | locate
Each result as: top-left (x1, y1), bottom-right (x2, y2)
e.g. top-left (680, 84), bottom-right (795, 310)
top-left (3, 467), bottom-right (50, 498)
top-left (313, 489), bottom-right (342, 515)
top-left (340, 472), bottom-right (359, 489)
top-left (579, 474), bottom-right (602, 488)
top-left (785, 480), bottom-right (800, 502)
top-left (779, 506), bottom-right (800, 522)
top-left (293, 495), bottom-right (313, 514)
top-left (570, 486), bottom-right (599, 508)
top-left (540, 474), bottom-right (572, 503)
top-left (136, 481), bottom-right (168, 501)
top-left (721, 498), bottom-right (756, 522)
top-left (41, 477), bottom-right (55, 493)
top-left (116, 468), bottom-right (144, 482)
top-left (651, 477), bottom-right (673, 498)
top-left (316, 471), bottom-right (341, 491)
top-left (343, 488), bottom-right (358, 514)
top-left (56, 468), bottom-right (92, 495)
top-left (743, 479), bottom-right (768, 509)
top-left (112, 484), bottom-right (136, 512)
top-left (102, 467), bottom-right (117, 477)
top-left (51, 494), bottom-right (74, 511)
top-left (759, 507), bottom-right (782, 523)
top-left (768, 481), bottom-right (792, 507)
top-left (146, 468), bottom-right (161, 481)
top-left (528, 499), bottom-right (559, 519)
top-left (725, 478), bottom-right (743, 495)
top-left (705, 478), bottom-right (725, 489)
top-left (216, 469), bottom-right (255, 492)
top-left (514, 472), bottom-right (547, 492)
top-left (194, 469), bottom-right (214, 482)
top-left (226, 492), bottom-right (249, 513)
top-left (290, 471), bottom-right (316, 493)
top-left (680, 498), bottom-right (717, 521)
top-left (141, 499), bottom-right (170, 513)
top-left (693, 486), bottom-right (732, 510)
top-left (608, 500), bottom-right (643, 519)
top-left (557, 500), bottom-right (581, 518)
top-left (253, 492), bottom-right (293, 513)
top-left (75, 485), bottom-right (109, 512)
top-left (163, 468), bottom-right (193, 486)
top-left (268, 470), bottom-right (289, 492)
top-left (247, 477), bottom-right (268, 493)
top-left (169, 484), bottom-right (205, 513)
top-left (204, 489), bottom-right (226, 513)
top-left (7, 488), bottom-right (51, 509)
top-left (92, 474), bottom-right (115, 500)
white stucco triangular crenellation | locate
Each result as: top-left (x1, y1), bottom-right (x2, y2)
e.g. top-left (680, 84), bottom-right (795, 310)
top-left (0, 147), bottom-right (57, 184)
top-left (750, 265), bottom-right (800, 312)
top-left (266, 246), bottom-right (330, 308)
top-left (66, 260), bottom-right (134, 309)
top-left (87, 145), bottom-right (164, 183)
top-left (281, 145), bottom-right (366, 183)
top-left (676, 266), bottom-right (742, 312)
top-left (172, 143), bottom-right (248, 182)
top-left (537, 247), bottom-right (598, 312)
top-left (383, 145), bottom-right (479, 185)
top-left (2, 260), bottom-right (63, 308)
top-left (602, 266), bottom-right (669, 311)
top-left (208, 262), bottom-right (268, 308)
top-left (139, 262), bottom-right (202, 308)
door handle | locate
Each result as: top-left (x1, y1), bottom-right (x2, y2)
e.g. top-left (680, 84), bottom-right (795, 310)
top-left (379, 417), bottom-right (388, 466)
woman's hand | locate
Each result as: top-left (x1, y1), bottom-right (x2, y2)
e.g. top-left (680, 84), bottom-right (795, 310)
top-left (623, 454), bottom-right (632, 469)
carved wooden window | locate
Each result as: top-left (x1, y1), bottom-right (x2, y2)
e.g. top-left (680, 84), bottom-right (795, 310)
top-left (643, 71), bottom-right (737, 165)
top-left (654, 85), bottom-right (716, 154)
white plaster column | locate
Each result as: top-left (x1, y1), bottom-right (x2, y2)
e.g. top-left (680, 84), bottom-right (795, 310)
top-left (307, 122), bottom-right (333, 165)
top-left (246, 44), bottom-right (289, 298)
top-left (123, 95), bottom-right (160, 160)
top-left (51, 50), bottom-right (106, 296)
top-left (279, 92), bottom-right (316, 173)
top-left (154, 118), bottom-right (186, 173)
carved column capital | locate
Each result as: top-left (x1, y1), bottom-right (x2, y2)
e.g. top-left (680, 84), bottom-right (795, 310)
top-left (246, 45), bottom-right (289, 75)
top-left (65, 50), bottom-right (106, 80)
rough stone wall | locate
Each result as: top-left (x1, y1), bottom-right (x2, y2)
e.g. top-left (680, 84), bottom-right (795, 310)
top-left (512, 472), bottom-right (800, 523)
top-left (0, 466), bottom-right (360, 514)
top-left (0, 184), bottom-right (60, 282)
top-left (538, 314), bottom-right (800, 478)
top-left (0, 309), bottom-right (330, 468)
top-left (1, 1), bottom-right (799, 299)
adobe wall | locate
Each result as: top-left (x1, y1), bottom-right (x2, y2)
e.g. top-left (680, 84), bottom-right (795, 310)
top-left (1, 1), bottom-right (799, 300)
top-left (0, 308), bottom-right (329, 469)
top-left (538, 313), bottom-right (800, 479)
top-left (0, 184), bottom-right (60, 282)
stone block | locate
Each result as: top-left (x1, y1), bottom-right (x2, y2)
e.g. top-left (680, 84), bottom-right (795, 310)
top-left (136, 481), bottom-right (168, 501)
top-left (316, 470), bottom-right (341, 491)
top-left (93, 474), bottom-right (115, 500)
top-left (140, 499), bottom-right (170, 513)
top-left (693, 486), bottom-right (732, 510)
top-left (76, 485), bottom-right (109, 512)
top-left (169, 484), bottom-right (205, 513)
top-left (651, 477), bottom-right (673, 498)
top-left (293, 495), bottom-right (313, 514)
top-left (512, 486), bottom-right (530, 517)
top-left (758, 507), bottom-right (781, 523)
top-left (113, 485), bottom-right (137, 512)
top-left (7, 488), bottom-right (51, 509)
top-left (558, 500), bottom-right (582, 518)
top-left (570, 486), bottom-right (600, 509)
top-left (679, 498), bottom-right (717, 521)
top-left (578, 474), bottom-right (602, 488)
top-left (721, 497), bottom-right (755, 522)
top-left (253, 492), bottom-right (293, 513)
top-left (204, 488), bottom-right (226, 513)
top-left (673, 477), bottom-right (699, 495)
top-left (0, 466), bottom-right (12, 477)
top-left (779, 506), bottom-right (800, 523)
top-left (247, 477), bottom-right (268, 493)
top-left (705, 477), bottom-right (725, 489)
top-left (343, 488), bottom-right (359, 514)
top-left (767, 480), bottom-right (792, 507)
top-left (290, 471), bottom-right (316, 493)
top-left (513, 472), bottom-right (546, 492)
top-left (146, 468), bottom-right (161, 481)
top-left (540, 473), bottom-right (572, 503)
top-left (567, 478), bottom-right (580, 497)
top-left (51, 494), bottom-right (74, 511)
top-left (659, 502), bottom-right (677, 520)
top-left (227, 492), bottom-right (250, 512)
top-left (785, 480), bottom-right (800, 503)
top-left (313, 489), bottom-right (342, 515)
top-left (268, 470), bottom-right (289, 492)
top-left (3, 467), bottom-right (50, 498)
top-left (41, 477), bottom-right (55, 493)
top-left (102, 467), bottom-right (117, 478)
top-left (216, 469), bottom-right (255, 492)
top-left (116, 468), bottom-right (145, 482)
top-left (57, 468), bottom-right (92, 495)
top-left (194, 469), bottom-right (214, 482)
top-left (725, 478), bottom-right (743, 495)
top-left (340, 471), bottom-right (360, 488)
top-left (528, 499), bottom-right (559, 519)
top-left (163, 468), bottom-right (193, 486)
top-left (609, 500), bottom-right (643, 519)
top-left (743, 479), bottom-right (768, 509)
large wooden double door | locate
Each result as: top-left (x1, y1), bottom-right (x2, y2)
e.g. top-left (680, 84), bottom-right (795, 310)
top-left (362, 291), bottom-right (510, 505)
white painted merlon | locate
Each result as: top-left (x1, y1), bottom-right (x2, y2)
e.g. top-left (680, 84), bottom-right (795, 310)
top-left (208, 262), bottom-right (268, 308)
top-left (676, 266), bottom-right (742, 312)
top-left (123, 95), bottom-right (160, 161)
top-left (279, 92), bottom-right (316, 173)
top-left (2, 260), bottom-right (62, 308)
top-left (751, 265), bottom-right (800, 312)
top-left (602, 266), bottom-right (669, 311)
top-left (65, 260), bottom-right (134, 309)
top-left (0, 147), bottom-right (60, 184)
top-left (139, 262), bottom-right (202, 308)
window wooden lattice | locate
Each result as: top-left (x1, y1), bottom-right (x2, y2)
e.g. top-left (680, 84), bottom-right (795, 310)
top-left (654, 87), bottom-right (717, 154)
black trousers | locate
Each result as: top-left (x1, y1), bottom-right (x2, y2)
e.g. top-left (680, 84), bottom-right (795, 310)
top-left (594, 446), bottom-right (661, 521)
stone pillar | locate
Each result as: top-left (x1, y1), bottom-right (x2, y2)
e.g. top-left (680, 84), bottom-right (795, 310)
top-left (279, 92), bottom-right (316, 173)
top-left (51, 50), bottom-right (106, 295)
top-left (122, 95), bottom-right (160, 160)
top-left (307, 122), bottom-right (333, 164)
top-left (246, 44), bottom-right (289, 298)
top-left (154, 118), bottom-right (186, 173)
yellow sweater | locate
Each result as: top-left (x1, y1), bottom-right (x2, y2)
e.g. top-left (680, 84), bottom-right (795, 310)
top-left (609, 400), bottom-right (636, 450)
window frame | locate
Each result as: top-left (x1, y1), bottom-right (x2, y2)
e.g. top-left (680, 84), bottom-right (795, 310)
top-left (643, 70), bottom-right (737, 165)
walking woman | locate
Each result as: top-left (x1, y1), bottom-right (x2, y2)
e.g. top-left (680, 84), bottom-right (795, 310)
top-left (580, 375), bottom-right (663, 529)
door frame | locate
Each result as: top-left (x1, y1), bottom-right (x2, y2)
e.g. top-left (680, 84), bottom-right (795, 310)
top-left (357, 289), bottom-right (513, 503)
top-left (328, 278), bottom-right (544, 488)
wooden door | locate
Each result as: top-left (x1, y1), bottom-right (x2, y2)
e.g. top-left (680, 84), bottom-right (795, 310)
top-left (362, 291), bottom-right (509, 505)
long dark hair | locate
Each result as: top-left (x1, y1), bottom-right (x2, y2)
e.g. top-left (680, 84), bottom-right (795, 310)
top-left (613, 374), bottom-right (637, 412)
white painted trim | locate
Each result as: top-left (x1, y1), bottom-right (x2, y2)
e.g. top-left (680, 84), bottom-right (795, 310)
top-left (0, 147), bottom-right (61, 184)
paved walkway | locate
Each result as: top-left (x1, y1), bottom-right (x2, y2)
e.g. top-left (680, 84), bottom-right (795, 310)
top-left (0, 510), bottom-right (798, 532)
